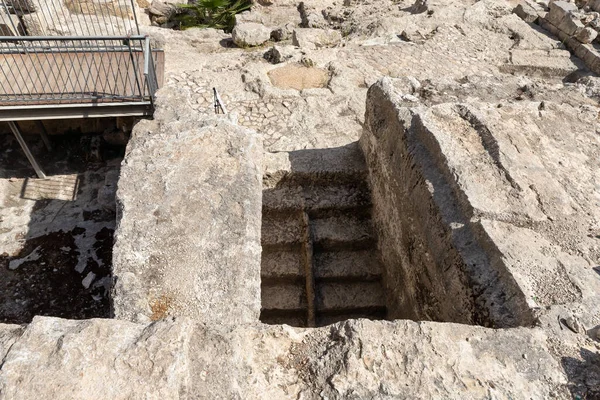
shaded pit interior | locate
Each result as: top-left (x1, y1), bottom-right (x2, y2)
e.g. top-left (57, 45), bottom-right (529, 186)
top-left (259, 142), bottom-right (519, 328)
top-left (0, 125), bottom-right (125, 323)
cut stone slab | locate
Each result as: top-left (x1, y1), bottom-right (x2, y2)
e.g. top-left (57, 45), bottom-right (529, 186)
top-left (261, 250), bottom-right (304, 281)
top-left (576, 26), bottom-right (598, 43)
top-left (267, 64), bottom-right (330, 90)
top-left (316, 282), bottom-right (385, 311)
top-left (514, 1), bottom-right (543, 23)
top-left (311, 214), bottom-right (375, 251)
top-left (504, 48), bottom-right (580, 76)
top-left (362, 77), bottom-right (600, 328)
top-left (314, 250), bottom-right (382, 281)
top-left (261, 212), bottom-right (303, 248)
top-left (232, 22), bottom-right (271, 47)
top-left (112, 87), bottom-right (263, 325)
top-left (0, 11), bottom-right (24, 35)
top-left (547, 1), bottom-right (584, 36)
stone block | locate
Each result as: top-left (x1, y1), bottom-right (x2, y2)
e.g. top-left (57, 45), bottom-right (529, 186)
top-left (7, 0), bottom-right (63, 14)
top-left (0, 10), bottom-right (24, 35)
top-left (514, 1), bottom-right (543, 23)
top-left (547, 1), bottom-right (583, 36)
top-left (112, 87), bottom-right (263, 325)
top-left (64, 0), bottom-right (141, 20)
top-left (232, 22), bottom-right (271, 47)
top-left (576, 26), bottom-right (598, 43)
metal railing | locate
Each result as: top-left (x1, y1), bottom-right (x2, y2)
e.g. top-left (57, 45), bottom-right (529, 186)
top-left (0, 0), bottom-right (160, 117)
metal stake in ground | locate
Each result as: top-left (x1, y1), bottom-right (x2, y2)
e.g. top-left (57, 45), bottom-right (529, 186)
top-left (8, 121), bottom-right (46, 179)
top-left (213, 88), bottom-right (227, 114)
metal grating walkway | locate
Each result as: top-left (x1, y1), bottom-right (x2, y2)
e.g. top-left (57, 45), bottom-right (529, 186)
top-left (0, 0), bottom-right (164, 176)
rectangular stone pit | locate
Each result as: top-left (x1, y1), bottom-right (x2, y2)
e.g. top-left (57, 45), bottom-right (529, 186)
top-left (259, 81), bottom-right (555, 329)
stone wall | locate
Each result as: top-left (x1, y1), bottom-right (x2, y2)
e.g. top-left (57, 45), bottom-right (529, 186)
top-left (0, 315), bottom-right (567, 399)
top-left (361, 78), bottom-right (536, 328)
top-left (111, 86), bottom-right (263, 325)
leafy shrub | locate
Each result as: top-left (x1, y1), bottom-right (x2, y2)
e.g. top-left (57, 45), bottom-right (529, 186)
top-left (174, 0), bottom-right (252, 32)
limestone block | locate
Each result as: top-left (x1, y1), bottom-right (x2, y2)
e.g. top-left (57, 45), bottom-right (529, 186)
top-left (112, 86), bottom-right (263, 325)
top-left (13, 0), bottom-right (66, 35)
top-left (0, 317), bottom-right (193, 399)
top-left (232, 22), bottom-right (271, 47)
top-left (292, 28), bottom-right (342, 49)
top-left (148, 0), bottom-right (175, 17)
top-left (547, 1), bottom-right (583, 36)
top-left (0, 10), bottom-right (23, 35)
top-left (514, 1), bottom-right (542, 23)
top-left (64, 0), bottom-right (141, 20)
top-left (7, 0), bottom-right (63, 14)
top-left (576, 26), bottom-right (598, 42)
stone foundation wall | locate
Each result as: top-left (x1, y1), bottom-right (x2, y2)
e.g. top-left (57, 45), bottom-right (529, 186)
top-left (111, 87), bottom-right (263, 326)
top-left (361, 78), bottom-right (535, 328)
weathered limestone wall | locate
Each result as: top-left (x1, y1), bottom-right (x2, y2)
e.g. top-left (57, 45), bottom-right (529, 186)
top-left (362, 76), bottom-right (600, 329)
top-left (0, 316), bottom-right (567, 399)
top-left (361, 78), bottom-right (535, 328)
top-left (111, 86), bottom-right (263, 325)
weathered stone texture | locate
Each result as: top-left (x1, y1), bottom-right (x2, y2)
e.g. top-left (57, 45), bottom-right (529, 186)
top-left (362, 77), bottom-right (600, 328)
top-left (0, 317), bottom-right (192, 399)
top-left (0, 316), bottom-right (569, 399)
top-left (112, 87), bottom-right (263, 325)
top-left (292, 27), bottom-right (342, 49)
top-left (361, 78), bottom-right (535, 328)
top-left (232, 22), bottom-right (272, 47)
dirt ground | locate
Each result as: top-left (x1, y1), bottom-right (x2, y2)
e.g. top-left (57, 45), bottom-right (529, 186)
top-left (0, 131), bottom-right (123, 323)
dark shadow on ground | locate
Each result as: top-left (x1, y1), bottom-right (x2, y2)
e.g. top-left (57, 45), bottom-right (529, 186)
top-left (561, 347), bottom-right (600, 399)
top-left (0, 132), bottom-right (124, 323)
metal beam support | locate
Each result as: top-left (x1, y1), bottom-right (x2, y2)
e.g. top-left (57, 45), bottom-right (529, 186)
top-left (8, 121), bottom-right (46, 179)
top-left (0, 102), bottom-right (154, 121)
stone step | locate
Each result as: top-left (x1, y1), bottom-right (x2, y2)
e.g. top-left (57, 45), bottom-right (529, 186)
top-left (261, 283), bottom-right (307, 311)
top-left (311, 214), bottom-right (375, 251)
top-left (261, 249), bottom-right (304, 283)
top-left (261, 211), bottom-right (304, 250)
top-left (263, 142), bottom-right (368, 188)
top-left (262, 182), bottom-right (372, 214)
top-left (316, 282), bottom-right (385, 312)
top-left (313, 250), bottom-right (383, 282)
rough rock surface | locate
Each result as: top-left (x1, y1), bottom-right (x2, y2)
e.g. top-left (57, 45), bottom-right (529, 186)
top-left (232, 22), bottom-right (272, 47)
top-left (362, 78), bottom-right (600, 328)
top-left (0, 316), bottom-right (569, 399)
top-left (112, 87), bottom-right (263, 325)
top-left (3, 0), bottom-right (600, 397)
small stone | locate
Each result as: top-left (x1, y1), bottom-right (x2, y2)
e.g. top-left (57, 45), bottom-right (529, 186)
top-left (82, 272), bottom-right (96, 289)
top-left (564, 315), bottom-right (584, 334)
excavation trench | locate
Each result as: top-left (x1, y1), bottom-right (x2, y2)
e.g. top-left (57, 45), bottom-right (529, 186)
top-left (0, 125), bottom-right (125, 323)
top-left (259, 141), bottom-right (535, 328)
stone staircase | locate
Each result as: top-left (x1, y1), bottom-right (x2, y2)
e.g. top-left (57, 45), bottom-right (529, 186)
top-left (260, 147), bottom-right (386, 327)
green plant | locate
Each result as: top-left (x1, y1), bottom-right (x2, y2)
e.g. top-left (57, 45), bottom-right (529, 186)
top-left (174, 0), bottom-right (252, 32)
